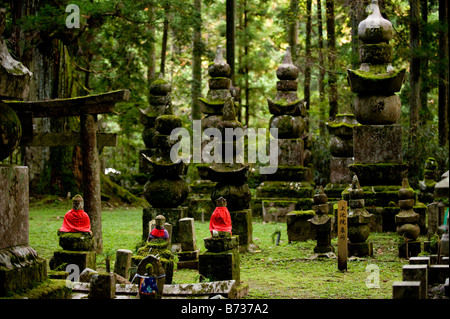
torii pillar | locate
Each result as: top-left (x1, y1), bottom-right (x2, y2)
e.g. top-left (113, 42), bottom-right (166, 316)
top-left (4, 89), bottom-right (130, 253)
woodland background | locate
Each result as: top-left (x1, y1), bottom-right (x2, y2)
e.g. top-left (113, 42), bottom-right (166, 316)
top-left (0, 0), bottom-right (448, 201)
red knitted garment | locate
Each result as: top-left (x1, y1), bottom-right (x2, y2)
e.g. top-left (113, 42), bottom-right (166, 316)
top-left (209, 206), bottom-right (232, 234)
top-left (59, 209), bottom-right (92, 233)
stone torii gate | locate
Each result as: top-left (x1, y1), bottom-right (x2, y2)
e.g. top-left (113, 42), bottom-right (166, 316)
top-left (3, 89), bottom-right (130, 253)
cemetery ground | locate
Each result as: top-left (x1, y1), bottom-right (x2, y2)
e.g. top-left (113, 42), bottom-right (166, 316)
top-left (29, 197), bottom-right (411, 299)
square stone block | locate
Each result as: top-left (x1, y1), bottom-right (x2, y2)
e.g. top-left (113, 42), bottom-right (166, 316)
top-left (409, 256), bottom-right (430, 266)
top-left (348, 242), bottom-right (373, 257)
top-left (353, 124), bottom-right (403, 164)
top-left (177, 260), bottom-right (199, 270)
top-left (177, 250), bottom-right (200, 261)
top-left (277, 138), bottom-right (304, 166)
top-left (403, 264), bottom-right (428, 299)
top-left (187, 197), bottom-right (214, 221)
top-left (428, 265), bottom-right (449, 285)
top-left (392, 281), bottom-right (421, 299)
top-left (89, 273), bottom-right (116, 299)
top-left (229, 209), bottom-right (253, 248)
top-left (398, 241), bottom-right (422, 259)
top-left (286, 210), bottom-right (316, 242)
top-left (50, 250), bottom-right (96, 272)
top-left (204, 236), bottom-right (238, 253)
top-left (178, 217), bottom-right (197, 251)
top-left (330, 157), bottom-right (353, 184)
top-left (262, 200), bottom-right (296, 223)
top-left (0, 245), bottom-right (47, 297)
top-left (198, 250), bottom-right (240, 282)
top-left (0, 165), bottom-right (29, 249)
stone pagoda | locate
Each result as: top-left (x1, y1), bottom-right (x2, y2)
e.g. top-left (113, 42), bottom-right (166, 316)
top-left (308, 186), bottom-right (335, 256)
top-left (207, 95), bottom-right (253, 251)
top-left (395, 178), bottom-right (421, 258)
top-left (141, 78), bottom-right (188, 245)
top-left (346, 0), bottom-right (425, 232)
top-left (345, 175), bottom-right (373, 257)
top-left (256, 47), bottom-right (314, 222)
top-left (189, 46), bottom-right (233, 222)
top-left (139, 74), bottom-right (172, 174)
top-left (324, 113), bottom-right (358, 203)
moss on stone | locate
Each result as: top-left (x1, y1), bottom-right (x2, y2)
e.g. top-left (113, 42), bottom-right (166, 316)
top-left (289, 210), bottom-right (315, 216)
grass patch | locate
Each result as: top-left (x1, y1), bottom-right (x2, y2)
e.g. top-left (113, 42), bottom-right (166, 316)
top-left (29, 203), bottom-right (410, 299)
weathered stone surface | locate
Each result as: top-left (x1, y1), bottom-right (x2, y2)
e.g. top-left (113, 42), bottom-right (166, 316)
top-left (262, 200), bottom-right (296, 222)
top-left (353, 124), bottom-right (403, 164)
top-left (0, 245), bottom-right (47, 296)
top-left (199, 250), bottom-right (240, 282)
top-left (329, 157), bottom-right (354, 184)
top-left (0, 104), bottom-right (22, 161)
top-left (114, 249), bottom-right (133, 279)
top-left (428, 265), bottom-right (449, 285)
top-left (329, 136), bottom-right (353, 157)
top-left (89, 272), bottom-right (116, 299)
top-left (0, 165), bottom-right (29, 249)
top-left (354, 94), bottom-right (401, 124)
top-left (49, 250), bottom-right (96, 272)
top-left (357, 1), bottom-right (393, 44)
top-left (143, 176), bottom-right (189, 208)
top-left (204, 236), bottom-right (239, 253)
top-left (269, 115), bottom-right (305, 138)
top-left (58, 232), bottom-right (94, 251)
top-left (349, 163), bottom-right (408, 186)
top-left (392, 281), bottom-right (421, 299)
top-left (402, 264), bottom-right (428, 299)
top-left (286, 210), bottom-right (316, 242)
top-left (211, 182), bottom-right (251, 211)
top-left (178, 218), bottom-right (197, 251)
top-left (277, 138), bottom-right (304, 166)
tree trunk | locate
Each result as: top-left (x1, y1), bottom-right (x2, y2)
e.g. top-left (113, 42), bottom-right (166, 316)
top-left (226, 0), bottom-right (236, 84)
top-left (420, 0), bottom-right (431, 123)
top-left (304, 0), bottom-right (312, 110)
top-left (438, 0), bottom-right (449, 146)
top-left (288, 0), bottom-right (299, 66)
top-left (317, 0), bottom-right (326, 121)
top-left (326, 0), bottom-right (338, 120)
top-left (147, 3), bottom-right (156, 95)
top-left (160, 5), bottom-right (170, 76)
top-left (409, 0), bottom-right (421, 130)
top-left (191, 0), bottom-right (202, 121)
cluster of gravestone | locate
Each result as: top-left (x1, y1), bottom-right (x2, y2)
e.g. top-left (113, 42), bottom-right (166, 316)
top-left (1, 1), bottom-right (449, 300)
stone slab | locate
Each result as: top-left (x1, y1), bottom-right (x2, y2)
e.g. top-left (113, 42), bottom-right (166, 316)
top-left (262, 200), bottom-right (296, 222)
top-left (178, 217), bottom-right (197, 251)
top-left (353, 124), bottom-right (403, 164)
top-left (330, 157), bottom-right (353, 184)
top-left (392, 281), bottom-right (421, 299)
top-left (50, 250), bottom-right (96, 272)
top-left (89, 272), bottom-right (116, 299)
top-left (0, 245), bottom-right (47, 296)
top-left (402, 264), bottom-right (428, 299)
top-left (176, 260), bottom-right (199, 270)
top-left (229, 209), bottom-right (253, 248)
top-left (286, 210), bottom-right (316, 242)
top-left (428, 265), bottom-right (449, 285)
top-left (0, 165), bottom-right (29, 249)
top-left (199, 250), bottom-right (240, 282)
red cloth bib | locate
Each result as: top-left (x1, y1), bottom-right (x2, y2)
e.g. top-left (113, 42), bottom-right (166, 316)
top-left (209, 206), bottom-right (232, 234)
top-left (59, 209), bottom-right (92, 233)
top-left (150, 228), bottom-right (166, 238)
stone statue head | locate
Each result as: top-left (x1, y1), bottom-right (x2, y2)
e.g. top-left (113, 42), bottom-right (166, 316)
top-left (155, 215), bottom-right (166, 229)
top-left (216, 197), bottom-right (227, 207)
top-left (72, 194), bottom-right (84, 211)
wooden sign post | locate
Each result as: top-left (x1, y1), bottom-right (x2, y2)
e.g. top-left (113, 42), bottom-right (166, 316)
top-left (337, 200), bottom-right (348, 271)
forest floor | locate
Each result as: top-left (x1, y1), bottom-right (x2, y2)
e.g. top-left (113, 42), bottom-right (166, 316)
top-left (28, 198), bottom-right (438, 299)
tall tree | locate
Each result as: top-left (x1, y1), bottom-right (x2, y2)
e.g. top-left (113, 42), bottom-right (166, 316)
top-left (326, 0), bottom-right (338, 120)
top-left (226, 0), bottom-right (236, 84)
top-left (147, 2), bottom-right (156, 94)
top-left (438, 0), bottom-right (449, 146)
top-left (304, 0), bottom-right (312, 109)
top-left (288, 0), bottom-right (299, 66)
top-left (160, 2), bottom-right (170, 75)
top-left (409, 0), bottom-right (421, 130)
top-left (317, 0), bottom-right (326, 130)
top-left (191, 0), bottom-right (202, 121)
top-left (419, 0), bottom-right (431, 123)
